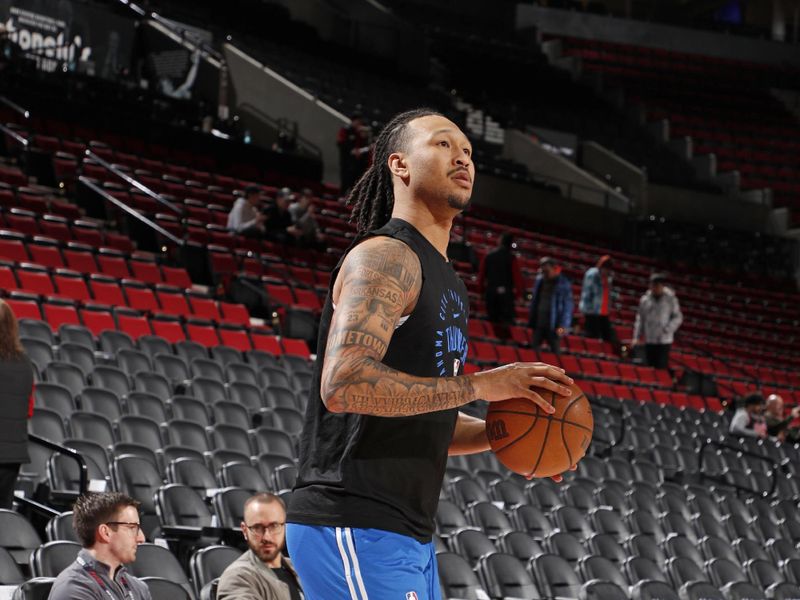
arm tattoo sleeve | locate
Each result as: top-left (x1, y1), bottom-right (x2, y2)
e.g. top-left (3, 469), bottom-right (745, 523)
top-left (321, 237), bottom-right (476, 417)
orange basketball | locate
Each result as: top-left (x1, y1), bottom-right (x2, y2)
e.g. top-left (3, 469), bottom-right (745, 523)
top-left (485, 383), bottom-right (593, 478)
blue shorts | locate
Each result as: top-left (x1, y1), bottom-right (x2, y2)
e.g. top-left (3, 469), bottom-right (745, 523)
top-left (286, 523), bottom-right (442, 600)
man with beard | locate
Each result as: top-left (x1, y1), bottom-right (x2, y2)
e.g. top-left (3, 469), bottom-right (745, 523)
top-left (217, 493), bottom-right (302, 600)
top-left (286, 108), bottom-right (574, 600)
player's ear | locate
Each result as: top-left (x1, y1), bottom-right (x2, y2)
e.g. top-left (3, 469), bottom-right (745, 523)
top-left (387, 152), bottom-right (409, 179)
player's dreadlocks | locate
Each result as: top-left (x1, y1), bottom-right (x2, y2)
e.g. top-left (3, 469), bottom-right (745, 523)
top-left (346, 108), bottom-right (443, 234)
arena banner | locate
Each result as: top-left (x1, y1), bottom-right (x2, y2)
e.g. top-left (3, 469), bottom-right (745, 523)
top-left (0, 0), bottom-right (135, 79)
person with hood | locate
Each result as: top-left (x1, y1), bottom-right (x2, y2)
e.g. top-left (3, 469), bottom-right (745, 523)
top-left (631, 273), bottom-right (683, 369)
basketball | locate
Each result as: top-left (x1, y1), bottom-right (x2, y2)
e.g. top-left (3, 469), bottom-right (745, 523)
top-left (485, 383), bottom-right (593, 478)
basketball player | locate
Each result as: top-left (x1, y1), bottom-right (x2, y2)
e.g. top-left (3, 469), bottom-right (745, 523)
top-left (286, 108), bottom-right (575, 600)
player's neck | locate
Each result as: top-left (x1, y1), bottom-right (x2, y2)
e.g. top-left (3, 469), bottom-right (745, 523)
top-left (391, 203), bottom-right (453, 259)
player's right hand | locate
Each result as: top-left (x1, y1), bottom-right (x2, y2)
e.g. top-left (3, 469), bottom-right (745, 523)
top-left (471, 362), bottom-right (573, 415)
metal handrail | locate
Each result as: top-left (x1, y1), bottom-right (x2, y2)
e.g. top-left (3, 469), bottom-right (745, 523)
top-left (0, 122), bottom-right (28, 148)
top-left (115, 0), bottom-right (224, 63)
top-left (79, 176), bottom-right (184, 246)
top-left (84, 149), bottom-right (182, 216)
top-left (28, 433), bottom-right (88, 496)
top-left (699, 437), bottom-right (779, 497)
top-left (238, 102), bottom-right (323, 159)
top-left (0, 95), bottom-right (30, 120)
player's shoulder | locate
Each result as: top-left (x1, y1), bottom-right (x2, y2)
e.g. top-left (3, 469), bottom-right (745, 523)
top-left (342, 235), bottom-right (422, 284)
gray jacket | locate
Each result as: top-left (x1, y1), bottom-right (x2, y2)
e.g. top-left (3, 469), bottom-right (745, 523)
top-left (217, 550), bottom-right (302, 600)
top-left (45, 548), bottom-right (151, 600)
top-left (633, 287), bottom-right (683, 345)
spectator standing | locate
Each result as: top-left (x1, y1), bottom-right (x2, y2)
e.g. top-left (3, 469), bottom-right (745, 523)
top-left (0, 299), bottom-right (33, 509)
top-left (48, 492), bottom-right (150, 600)
top-left (730, 393), bottom-right (768, 438)
top-left (631, 273), bottom-right (683, 369)
top-left (527, 257), bottom-right (573, 354)
top-left (477, 233), bottom-right (523, 326)
top-left (227, 184), bottom-right (266, 238)
top-left (764, 394), bottom-right (800, 442)
top-left (218, 493), bottom-right (302, 600)
top-left (579, 255), bottom-right (618, 346)
top-left (337, 113), bottom-right (371, 195)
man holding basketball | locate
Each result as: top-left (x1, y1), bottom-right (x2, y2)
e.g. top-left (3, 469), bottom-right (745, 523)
top-left (287, 109), bottom-right (575, 600)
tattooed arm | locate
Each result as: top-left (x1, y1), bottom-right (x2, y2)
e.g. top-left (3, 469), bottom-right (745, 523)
top-left (321, 236), bottom-right (574, 417)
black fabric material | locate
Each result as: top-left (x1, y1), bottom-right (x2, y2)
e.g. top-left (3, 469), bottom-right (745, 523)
top-left (644, 344), bottom-right (670, 369)
top-left (289, 218), bottom-right (469, 542)
top-left (0, 356), bottom-right (33, 464)
top-left (584, 315), bottom-right (618, 345)
top-left (532, 327), bottom-right (561, 354)
top-left (0, 464), bottom-right (20, 509)
top-left (271, 566), bottom-right (301, 600)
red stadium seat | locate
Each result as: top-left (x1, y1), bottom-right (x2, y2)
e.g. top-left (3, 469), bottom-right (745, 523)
top-left (80, 308), bottom-right (116, 336)
top-left (189, 296), bottom-right (222, 322)
top-left (282, 338), bottom-right (310, 358)
top-left (123, 282), bottom-right (160, 313)
top-left (28, 242), bottom-right (64, 269)
top-left (116, 312), bottom-right (153, 340)
top-left (0, 263), bottom-right (18, 290)
top-left (97, 253), bottom-right (131, 279)
top-left (63, 246), bottom-right (98, 273)
top-left (150, 316), bottom-right (186, 343)
top-left (251, 331), bottom-right (282, 355)
top-left (43, 302), bottom-right (80, 330)
top-left (18, 266), bottom-right (55, 296)
top-left (220, 302), bottom-right (250, 326)
top-left (162, 266), bottom-right (192, 289)
top-left (130, 260), bottom-right (163, 285)
top-left (155, 289), bottom-right (191, 317)
top-left (53, 271), bottom-right (91, 302)
top-left (89, 276), bottom-right (127, 306)
top-left (0, 234), bottom-right (29, 263)
top-left (6, 298), bottom-right (41, 320)
top-left (186, 321), bottom-right (220, 347)
top-left (218, 326), bottom-right (253, 351)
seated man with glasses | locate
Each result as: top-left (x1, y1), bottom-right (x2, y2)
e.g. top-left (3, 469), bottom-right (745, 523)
top-left (218, 493), bottom-right (302, 600)
top-left (49, 492), bottom-right (151, 600)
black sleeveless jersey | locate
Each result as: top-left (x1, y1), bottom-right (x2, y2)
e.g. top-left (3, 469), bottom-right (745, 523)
top-left (287, 219), bottom-right (470, 542)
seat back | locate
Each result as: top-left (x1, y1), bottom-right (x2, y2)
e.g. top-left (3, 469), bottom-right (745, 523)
top-left (190, 546), bottom-right (242, 598)
top-left (479, 553), bottom-right (539, 599)
top-left (128, 544), bottom-right (193, 598)
top-left (436, 552), bottom-right (486, 600)
top-left (30, 541), bottom-right (81, 577)
top-left (155, 484), bottom-right (213, 528)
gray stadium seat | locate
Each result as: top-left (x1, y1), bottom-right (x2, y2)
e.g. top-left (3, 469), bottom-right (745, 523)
top-left (631, 580), bottom-right (680, 600)
top-left (479, 553), bottom-right (539, 599)
top-left (90, 365), bottom-right (132, 397)
top-left (450, 529), bottom-right (496, 567)
top-left (79, 388), bottom-right (124, 422)
top-left (166, 458), bottom-right (217, 499)
top-left (190, 546), bottom-right (242, 599)
top-left (212, 487), bottom-right (251, 529)
top-left (678, 581), bottom-right (725, 600)
top-left (128, 544), bottom-right (194, 599)
top-left (29, 541), bottom-right (80, 577)
top-left (529, 553), bottom-right (582, 599)
top-left (218, 462), bottom-right (269, 493)
top-left (155, 484), bottom-right (213, 530)
top-left (437, 552), bottom-right (487, 600)
top-left (45, 512), bottom-right (79, 544)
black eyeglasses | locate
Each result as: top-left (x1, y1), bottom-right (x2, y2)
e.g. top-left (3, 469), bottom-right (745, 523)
top-left (105, 522), bottom-right (143, 534)
top-left (245, 522), bottom-right (285, 537)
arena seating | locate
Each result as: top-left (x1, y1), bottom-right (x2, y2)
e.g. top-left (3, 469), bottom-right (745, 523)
top-left (555, 35), bottom-right (800, 223)
top-left (2, 4), bottom-right (800, 598)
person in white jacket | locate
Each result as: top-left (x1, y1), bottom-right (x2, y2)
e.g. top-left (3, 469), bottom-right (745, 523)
top-left (632, 273), bottom-right (683, 369)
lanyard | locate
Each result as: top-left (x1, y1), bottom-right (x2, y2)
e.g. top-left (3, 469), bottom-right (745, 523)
top-left (76, 556), bottom-right (134, 600)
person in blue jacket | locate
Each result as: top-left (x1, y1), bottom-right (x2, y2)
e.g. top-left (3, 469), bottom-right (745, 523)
top-left (528, 257), bottom-right (573, 354)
